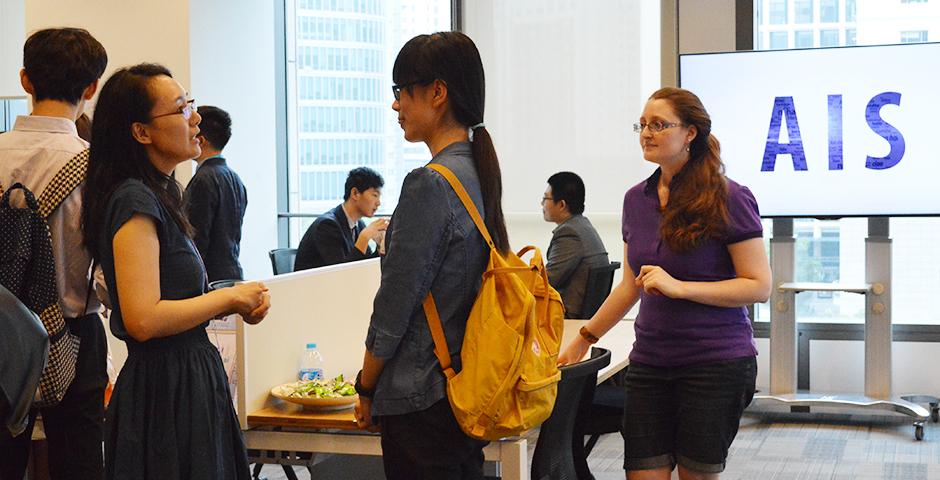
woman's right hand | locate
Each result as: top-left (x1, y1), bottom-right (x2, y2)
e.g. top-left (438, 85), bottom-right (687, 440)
top-left (557, 336), bottom-right (592, 366)
top-left (225, 281), bottom-right (269, 317)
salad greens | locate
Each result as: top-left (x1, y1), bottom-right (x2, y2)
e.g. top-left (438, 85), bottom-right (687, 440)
top-left (285, 374), bottom-right (357, 398)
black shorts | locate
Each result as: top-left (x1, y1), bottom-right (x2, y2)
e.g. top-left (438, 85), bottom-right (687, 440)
top-left (621, 356), bottom-right (757, 474)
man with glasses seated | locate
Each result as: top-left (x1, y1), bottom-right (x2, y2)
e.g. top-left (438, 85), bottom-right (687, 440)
top-left (541, 171), bottom-right (609, 319)
top-left (183, 105), bottom-right (248, 283)
top-left (294, 167), bottom-right (388, 271)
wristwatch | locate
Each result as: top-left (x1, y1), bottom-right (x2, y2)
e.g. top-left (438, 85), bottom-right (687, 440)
top-left (354, 370), bottom-right (375, 398)
top-left (579, 325), bottom-right (600, 344)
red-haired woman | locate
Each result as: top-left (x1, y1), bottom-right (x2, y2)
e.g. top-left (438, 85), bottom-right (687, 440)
top-left (559, 87), bottom-right (772, 480)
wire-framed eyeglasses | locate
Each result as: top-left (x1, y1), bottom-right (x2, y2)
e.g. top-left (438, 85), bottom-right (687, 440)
top-left (152, 98), bottom-right (197, 121)
top-left (633, 120), bottom-right (683, 134)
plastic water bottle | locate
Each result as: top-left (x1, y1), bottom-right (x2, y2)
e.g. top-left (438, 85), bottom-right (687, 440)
top-left (299, 343), bottom-right (325, 381)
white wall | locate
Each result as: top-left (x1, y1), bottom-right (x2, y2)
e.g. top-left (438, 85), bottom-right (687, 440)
top-left (25, 0), bottom-right (192, 99)
top-left (463, 0), bottom-right (662, 302)
top-left (0, 0), bottom-right (26, 98)
top-left (188, 0), bottom-right (278, 281)
top-left (23, 0), bottom-right (278, 281)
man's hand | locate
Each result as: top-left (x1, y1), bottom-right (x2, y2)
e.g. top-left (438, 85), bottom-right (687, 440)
top-left (355, 218), bottom-right (389, 253)
top-left (361, 218), bottom-right (389, 242)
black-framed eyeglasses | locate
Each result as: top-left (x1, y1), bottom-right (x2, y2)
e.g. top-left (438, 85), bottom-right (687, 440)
top-left (633, 120), bottom-right (683, 134)
top-left (152, 98), bottom-right (197, 121)
top-left (541, 196), bottom-right (553, 204)
top-left (392, 80), bottom-right (432, 101)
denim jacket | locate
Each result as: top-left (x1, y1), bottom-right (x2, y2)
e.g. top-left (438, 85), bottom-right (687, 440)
top-left (365, 141), bottom-right (489, 417)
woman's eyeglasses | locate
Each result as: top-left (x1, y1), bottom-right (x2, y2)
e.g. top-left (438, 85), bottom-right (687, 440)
top-left (633, 120), bottom-right (682, 134)
top-left (152, 99), bottom-right (197, 121)
top-left (391, 80), bottom-right (435, 101)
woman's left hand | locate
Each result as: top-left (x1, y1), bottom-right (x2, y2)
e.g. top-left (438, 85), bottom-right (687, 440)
top-left (355, 397), bottom-right (380, 432)
top-left (635, 265), bottom-right (685, 299)
top-left (242, 292), bottom-right (271, 325)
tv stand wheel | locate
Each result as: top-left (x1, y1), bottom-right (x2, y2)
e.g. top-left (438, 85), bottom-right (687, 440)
top-left (915, 423), bottom-right (925, 441)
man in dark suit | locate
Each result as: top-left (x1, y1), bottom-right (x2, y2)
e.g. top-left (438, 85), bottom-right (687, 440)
top-left (183, 105), bottom-right (248, 282)
top-left (542, 172), bottom-right (609, 319)
top-left (294, 167), bottom-right (388, 271)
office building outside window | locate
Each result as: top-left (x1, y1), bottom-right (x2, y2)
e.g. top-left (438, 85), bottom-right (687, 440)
top-left (770, 0), bottom-right (788, 23)
top-left (820, 0), bottom-right (840, 22)
top-left (284, 0), bottom-right (452, 244)
top-left (795, 29), bottom-right (814, 47)
top-left (795, 0), bottom-right (814, 23)
top-left (769, 31), bottom-right (789, 48)
top-left (754, 0), bottom-right (940, 325)
top-left (819, 28), bottom-right (840, 46)
top-left (901, 30), bottom-right (929, 42)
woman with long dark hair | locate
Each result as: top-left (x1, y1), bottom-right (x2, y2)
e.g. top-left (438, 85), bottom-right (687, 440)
top-left (81, 63), bottom-right (270, 479)
top-left (353, 32), bottom-right (507, 479)
top-left (559, 87), bottom-right (772, 480)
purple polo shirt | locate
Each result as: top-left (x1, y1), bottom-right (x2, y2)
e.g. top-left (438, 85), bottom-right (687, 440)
top-left (622, 168), bottom-right (763, 367)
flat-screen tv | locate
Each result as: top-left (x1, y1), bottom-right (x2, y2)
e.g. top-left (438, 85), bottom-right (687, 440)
top-left (679, 43), bottom-right (940, 218)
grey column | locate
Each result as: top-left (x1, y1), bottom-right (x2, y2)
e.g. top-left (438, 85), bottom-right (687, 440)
top-left (770, 218), bottom-right (797, 395)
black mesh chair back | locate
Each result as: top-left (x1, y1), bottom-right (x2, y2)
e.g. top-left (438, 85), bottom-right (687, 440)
top-left (269, 248), bottom-right (298, 275)
top-left (580, 261), bottom-right (621, 319)
top-left (531, 347), bottom-right (611, 480)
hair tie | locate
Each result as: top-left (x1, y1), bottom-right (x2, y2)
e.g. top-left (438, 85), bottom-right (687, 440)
top-left (468, 122), bottom-right (485, 142)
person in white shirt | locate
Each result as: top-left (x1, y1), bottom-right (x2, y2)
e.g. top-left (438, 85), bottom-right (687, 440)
top-left (0, 27), bottom-right (109, 480)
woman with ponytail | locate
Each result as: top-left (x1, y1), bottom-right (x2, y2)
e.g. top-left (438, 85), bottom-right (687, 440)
top-left (559, 87), bottom-right (772, 480)
top-left (353, 32), bottom-right (505, 479)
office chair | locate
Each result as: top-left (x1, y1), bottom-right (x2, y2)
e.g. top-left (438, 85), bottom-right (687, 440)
top-left (581, 261), bottom-right (621, 319)
top-left (531, 347), bottom-right (611, 480)
top-left (578, 262), bottom-right (626, 459)
top-left (268, 248), bottom-right (298, 275)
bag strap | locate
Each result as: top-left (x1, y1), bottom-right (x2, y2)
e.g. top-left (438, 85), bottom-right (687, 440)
top-left (37, 149), bottom-right (89, 219)
top-left (426, 163), bottom-right (495, 250)
top-left (422, 163), bottom-right (495, 379)
top-left (422, 294), bottom-right (456, 379)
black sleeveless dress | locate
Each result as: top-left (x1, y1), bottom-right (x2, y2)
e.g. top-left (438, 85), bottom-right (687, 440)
top-left (98, 179), bottom-right (249, 479)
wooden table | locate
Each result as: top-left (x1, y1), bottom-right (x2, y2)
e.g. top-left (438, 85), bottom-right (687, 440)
top-left (245, 319), bottom-right (635, 479)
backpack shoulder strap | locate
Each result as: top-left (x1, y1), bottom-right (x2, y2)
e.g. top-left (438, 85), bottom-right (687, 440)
top-left (423, 294), bottom-right (456, 379)
top-left (38, 149), bottom-right (89, 218)
top-left (426, 163), bottom-right (495, 250)
top-left (423, 163), bottom-right (498, 379)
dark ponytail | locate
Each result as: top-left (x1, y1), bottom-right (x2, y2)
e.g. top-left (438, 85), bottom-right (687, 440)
top-left (393, 32), bottom-right (510, 253)
top-left (468, 126), bottom-right (509, 253)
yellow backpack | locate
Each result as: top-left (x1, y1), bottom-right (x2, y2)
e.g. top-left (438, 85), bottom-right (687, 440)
top-left (423, 164), bottom-right (565, 441)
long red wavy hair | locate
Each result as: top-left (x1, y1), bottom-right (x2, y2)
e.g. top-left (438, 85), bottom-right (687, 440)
top-left (649, 87), bottom-right (728, 251)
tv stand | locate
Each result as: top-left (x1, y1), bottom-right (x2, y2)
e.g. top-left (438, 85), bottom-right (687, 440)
top-left (752, 218), bottom-right (931, 440)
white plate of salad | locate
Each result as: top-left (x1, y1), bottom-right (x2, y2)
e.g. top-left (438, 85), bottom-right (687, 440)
top-left (270, 375), bottom-right (358, 411)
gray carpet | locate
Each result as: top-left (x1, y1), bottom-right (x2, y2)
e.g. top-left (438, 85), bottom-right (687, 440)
top-left (259, 411), bottom-right (940, 479)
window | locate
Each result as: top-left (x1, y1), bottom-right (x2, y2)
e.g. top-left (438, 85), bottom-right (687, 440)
top-left (819, 29), bottom-right (839, 46)
top-left (820, 0), bottom-right (839, 22)
top-left (795, 0), bottom-right (813, 23)
top-left (795, 29), bottom-right (814, 47)
top-left (283, 0), bottom-right (452, 245)
top-left (845, 28), bottom-right (856, 45)
top-left (770, 31), bottom-right (789, 49)
top-left (901, 30), bottom-right (929, 43)
top-left (770, 0), bottom-right (788, 24)
top-left (846, 0), bottom-right (856, 22)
